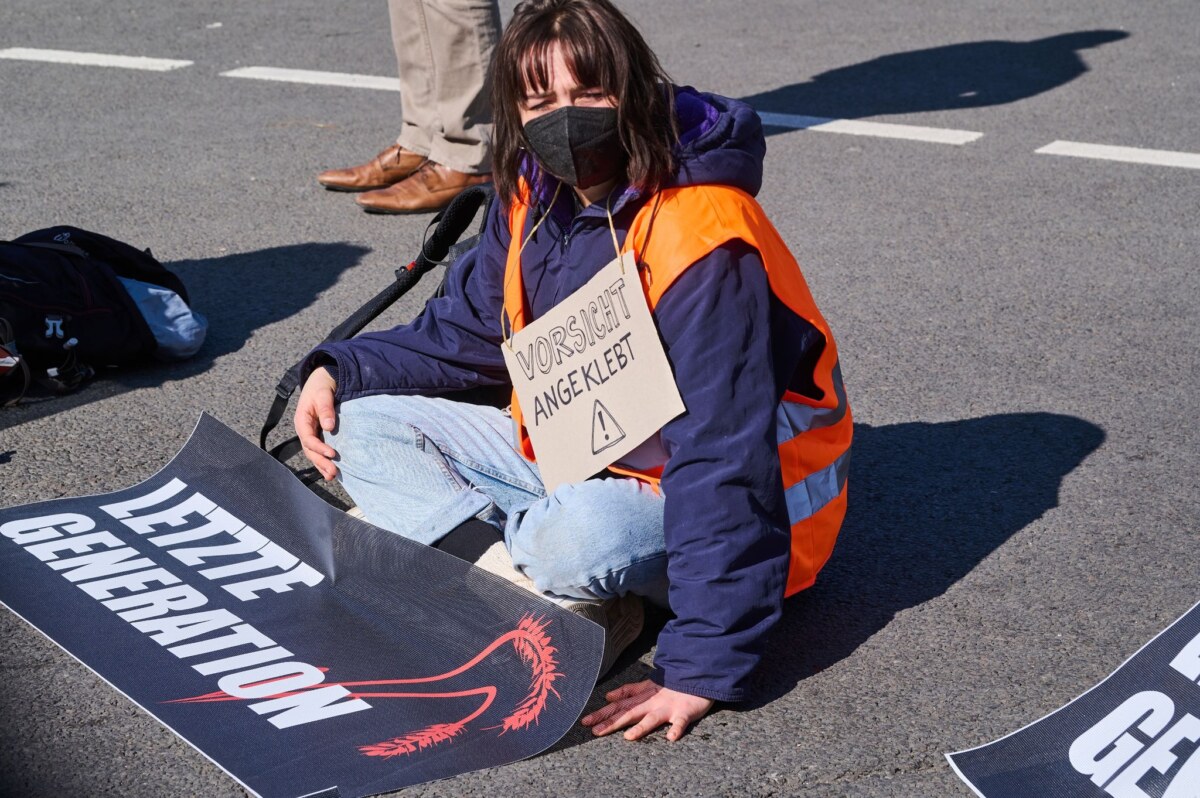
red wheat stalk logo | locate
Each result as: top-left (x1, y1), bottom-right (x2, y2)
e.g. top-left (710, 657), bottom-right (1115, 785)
top-left (169, 614), bottom-right (563, 758)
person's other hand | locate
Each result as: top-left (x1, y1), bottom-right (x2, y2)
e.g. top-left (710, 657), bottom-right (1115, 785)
top-left (294, 368), bottom-right (339, 481)
top-left (580, 679), bottom-right (714, 741)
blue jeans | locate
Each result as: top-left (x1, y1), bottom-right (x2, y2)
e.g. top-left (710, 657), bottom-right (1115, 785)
top-left (328, 394), bottom-right (669, 605)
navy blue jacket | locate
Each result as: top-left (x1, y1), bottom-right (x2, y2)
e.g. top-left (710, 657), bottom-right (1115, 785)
top-left (305, 88), bottom-right (822, 702)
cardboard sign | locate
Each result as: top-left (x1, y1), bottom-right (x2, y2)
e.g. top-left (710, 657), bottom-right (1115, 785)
top-left (502, 252), bottom-right (685, 491)
top-left (0, 414), bottom-right (603, 798)
top-left (947, 599), bottom-right (1200, 798)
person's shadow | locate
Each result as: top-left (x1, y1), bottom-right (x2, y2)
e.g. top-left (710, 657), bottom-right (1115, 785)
top-left (743, 411), bottom-right (1105, 706)
top-left (0, 242), bottom-right (370, 432)
top-left (741, 31), bottom-right (1128, 130)
top-left (558, 411), bottom-right (1104, 742)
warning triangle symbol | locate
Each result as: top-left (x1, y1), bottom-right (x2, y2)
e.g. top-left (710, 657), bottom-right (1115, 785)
top-left (591, 400), bottom-right (626, 455)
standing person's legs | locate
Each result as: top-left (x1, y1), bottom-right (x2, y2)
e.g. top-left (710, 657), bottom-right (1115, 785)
top-left (390, 0), bottom-right (438, 163)
top-left (315, 0), bottom-right (432, 191)
top-left (417, 0), bottom-right (500, 175)
top-left (356, 0), bottom-right (497, 212)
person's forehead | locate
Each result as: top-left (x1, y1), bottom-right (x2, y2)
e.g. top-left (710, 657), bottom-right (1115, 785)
top-left (520, 41), bottom-right (591, 94)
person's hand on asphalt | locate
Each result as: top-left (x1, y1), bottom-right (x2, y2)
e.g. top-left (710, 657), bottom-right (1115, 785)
top-left (580, 679), bottom-right (714, 741)
top-left (294, 368), bottom-right (340, 481)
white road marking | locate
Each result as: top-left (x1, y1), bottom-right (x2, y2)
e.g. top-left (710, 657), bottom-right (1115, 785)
top-left (220, 66), bottom-right (400, 91)
top-left (1036, 140), bottom-right (1200, 170)
top-left (0, 47), bottom-right (192, 71)
top-left (7, 51), bottom-right (1196, 174)
top-left (757, 112), bottom-right (983, 145)
top-left (218, 71), bottom-right (985, 146)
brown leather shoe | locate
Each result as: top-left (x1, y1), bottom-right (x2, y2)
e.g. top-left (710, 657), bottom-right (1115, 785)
top-left (356, 161), bottom-right (491, 214)
top-left (317, 144), bottom-right (427, 192)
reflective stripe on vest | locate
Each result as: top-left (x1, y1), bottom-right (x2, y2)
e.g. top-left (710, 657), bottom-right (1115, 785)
top-left (785, 447), bottom-right (851, 524)
top-left (775, 362), bottom-right (849, 444)
top-left (504, 183), bottom-right (852, 595)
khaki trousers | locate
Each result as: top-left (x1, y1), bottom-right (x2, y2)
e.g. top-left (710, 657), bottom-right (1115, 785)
top-left (390, 0), bottom-right (500, 174)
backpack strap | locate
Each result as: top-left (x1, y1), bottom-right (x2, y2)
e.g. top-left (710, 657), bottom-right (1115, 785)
top-left (260, 185), bottom-right (495, 462)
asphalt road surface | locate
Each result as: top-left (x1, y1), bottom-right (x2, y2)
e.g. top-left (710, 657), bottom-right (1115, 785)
top-left (2, 1), bottom-right (1197, 796)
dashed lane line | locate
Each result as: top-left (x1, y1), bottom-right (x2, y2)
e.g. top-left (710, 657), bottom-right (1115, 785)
top-left (0, 47), bottom-right (192, 71)
top-left (215, 68), bottom-right (986, 146)
top-left (220, 66), bottom-right (400, 91)
top-left (9, 49), bottom-right (1200, 169)
top-left (757, 112), bottom-right (983, 145)
top-left (1036, 140), bottom-right (1200, 170)
top-left (214, 75), bottom-right (986, 146)
top-left (0, 52), bottom-right (994, 148)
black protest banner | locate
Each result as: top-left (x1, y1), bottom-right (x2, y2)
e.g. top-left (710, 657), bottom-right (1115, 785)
top-left (948, 600), bottom-right (1200, 798)
top-left (0, 414), bottom-right (604, 798)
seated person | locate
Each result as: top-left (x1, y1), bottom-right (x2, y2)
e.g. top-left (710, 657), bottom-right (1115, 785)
top-left (295, 0), bottom-right (852, 742)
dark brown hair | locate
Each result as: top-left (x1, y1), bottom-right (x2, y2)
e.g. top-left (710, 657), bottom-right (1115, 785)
top-left (490, 0), bottom-right (677, 203)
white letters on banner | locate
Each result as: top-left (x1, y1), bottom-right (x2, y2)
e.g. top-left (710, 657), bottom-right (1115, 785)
top-left (1067, 691), bottom-right (1176, 788)
top-left (1065, 624), bottom-right (1200, 798)
top-left (0, 414), bottom-right (608, 797)
top-left (1068, 689), bottom-right (1200, 798)
top-left (502, 252), bottom-right (684, 491)
top-left (950, 609), bottom-right (1200, 798)
top-left (0, 479), bottom-right (370, 730)
top-left (949, 603), bottom-right (1200, 798)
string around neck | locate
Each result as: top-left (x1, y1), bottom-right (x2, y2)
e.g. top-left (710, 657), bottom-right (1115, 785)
top-left (502, 183), bottom-right (562, 348)
top-left (603, 187), bottom-right (624, 273)
top-left (501, 182), bottom-right (626, 349)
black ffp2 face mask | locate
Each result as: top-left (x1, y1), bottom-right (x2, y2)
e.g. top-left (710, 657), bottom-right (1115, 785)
top-left (522, 106), bottom-right (625, 190)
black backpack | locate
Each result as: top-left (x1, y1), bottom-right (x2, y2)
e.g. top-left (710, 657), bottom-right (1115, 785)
top-left (0, 226), bottom-right (191, 400)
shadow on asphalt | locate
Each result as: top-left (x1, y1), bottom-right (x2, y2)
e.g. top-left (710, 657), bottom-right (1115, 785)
top-left (742, 30), bottom-right (1129, 131)
top-left (0, 241), bottom-right (369, 433)
top-left (168, 242), bottom-right (372, 362)
top-left (551, 413), bottom-right (1105, 746)
top-left (743, 411), bottom-right (1106, 709)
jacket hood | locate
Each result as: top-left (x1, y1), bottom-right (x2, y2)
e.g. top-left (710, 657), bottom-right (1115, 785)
top-left (669, 86), bottom-right (765, 197)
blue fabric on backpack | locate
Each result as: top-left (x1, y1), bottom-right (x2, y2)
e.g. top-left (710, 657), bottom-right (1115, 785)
top-left (117, 277), bottom-right (208, 361)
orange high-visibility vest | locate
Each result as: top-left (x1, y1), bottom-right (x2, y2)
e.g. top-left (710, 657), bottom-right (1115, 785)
top-left (503, 184), bottom-right (852, 595)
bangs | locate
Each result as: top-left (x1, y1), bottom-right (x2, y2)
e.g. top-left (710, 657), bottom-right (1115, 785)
top-left (491, 0), bottom-right (677, 203)
top-left (514, 17), bottom-right (618, 96)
